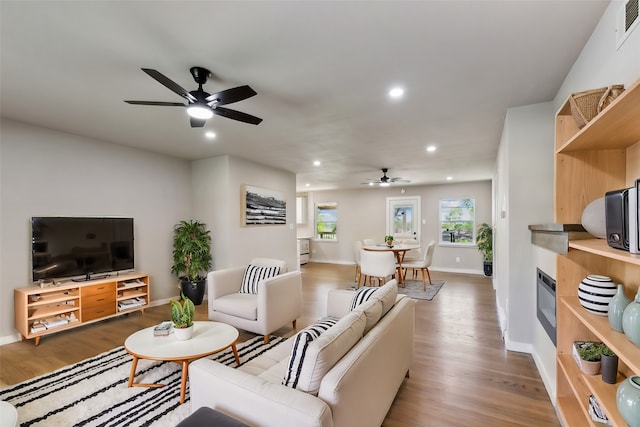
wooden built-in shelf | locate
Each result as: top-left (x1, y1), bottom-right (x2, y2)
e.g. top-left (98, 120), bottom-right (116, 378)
top-left (554, 75), bottom-right (640, 426)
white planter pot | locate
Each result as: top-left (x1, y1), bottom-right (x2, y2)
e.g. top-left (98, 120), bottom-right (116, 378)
top-left (173, 325), bottom-right (194, 341)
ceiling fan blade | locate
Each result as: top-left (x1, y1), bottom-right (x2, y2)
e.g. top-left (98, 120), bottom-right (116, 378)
top-left (213, 106), bottom-right (263, 125)
top-left (205, 85), bottom-right (257, 105)
top-left (190, 117), bottom-right (207, 128)
top-left (124, 100), bottom-right (186, 106)
top-left (142, 68), bottom-right (197, 103)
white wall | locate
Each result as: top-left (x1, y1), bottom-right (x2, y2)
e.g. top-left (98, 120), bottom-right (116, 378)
top-left (192, 155), bottom-right (298, 272)
top-left (0, 118), bottom-right (192, 343)
top-left (304, 180), bottom-right (492, 274)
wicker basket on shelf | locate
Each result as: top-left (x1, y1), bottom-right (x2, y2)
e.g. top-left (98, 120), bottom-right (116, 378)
top-left (569, 84), bottom-right (625, 129)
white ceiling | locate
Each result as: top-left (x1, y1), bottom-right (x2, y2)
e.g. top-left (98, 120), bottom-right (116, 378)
top-left (0, 1), bottom-right (609, 191)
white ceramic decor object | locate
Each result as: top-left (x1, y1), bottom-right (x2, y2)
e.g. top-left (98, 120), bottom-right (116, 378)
top-left (578, 275), bottom-right (617, 316)
top-left (581, 197), bottom-right (606, 239)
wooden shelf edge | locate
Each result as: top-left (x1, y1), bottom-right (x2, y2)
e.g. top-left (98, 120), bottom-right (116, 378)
top-left (568, 239), bottom-right (640, 266)
top-left (556, 77), bottom-right (640, 153)
top-left (561, 297), bottom-right (640, 373)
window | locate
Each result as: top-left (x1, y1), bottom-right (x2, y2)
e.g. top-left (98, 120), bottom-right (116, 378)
top-left (439, 198), bottom-right (475, 245)
top-left (315, 202), bottom-right (337, 241)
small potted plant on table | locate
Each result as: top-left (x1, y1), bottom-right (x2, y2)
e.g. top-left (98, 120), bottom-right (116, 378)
top-left (171, 293), bottom-right (195, 341)
top-left (385, 235), bottom-right (394, 247)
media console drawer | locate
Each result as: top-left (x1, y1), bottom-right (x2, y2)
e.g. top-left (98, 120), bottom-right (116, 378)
top-left (82, 303), bottom-right (116, 322)
top-left (81, 282), bottom-right (116, 297)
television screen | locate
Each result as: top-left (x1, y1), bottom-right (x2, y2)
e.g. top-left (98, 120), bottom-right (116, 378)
top-left (31, 217), bottom-right (134, 282)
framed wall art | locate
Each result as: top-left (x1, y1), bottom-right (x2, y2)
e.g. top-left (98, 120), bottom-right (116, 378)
top-left (241, 184), bottom-right (286, 226)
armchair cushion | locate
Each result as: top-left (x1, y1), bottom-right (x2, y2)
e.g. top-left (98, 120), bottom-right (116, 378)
top-left (240, 264), bottom-right (280, 294)
top-left (211, 293), bottom-right (257, 321)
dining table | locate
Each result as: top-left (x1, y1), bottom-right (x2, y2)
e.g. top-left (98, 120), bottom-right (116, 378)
top-left (362, 243), bottom-right (420, 286)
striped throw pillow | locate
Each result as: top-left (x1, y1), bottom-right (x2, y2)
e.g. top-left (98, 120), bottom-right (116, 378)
top-left (349, 286), bottom-right (378, 310)
top-left (282, 317), bottom-right (338, 389)
top-left (239, 264), bottom-right (280, 294)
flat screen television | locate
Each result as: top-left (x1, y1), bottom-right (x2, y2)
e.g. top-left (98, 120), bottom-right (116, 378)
top-left (31, 217), bottom-right (134, 282)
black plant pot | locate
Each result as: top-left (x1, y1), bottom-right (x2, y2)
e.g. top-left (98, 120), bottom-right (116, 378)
top-left (601, 353), bottom-right (619, 384)
top-left (483, 261), bottom-right (493, 277)
top-left (180, 279), bottom-right (206, 305)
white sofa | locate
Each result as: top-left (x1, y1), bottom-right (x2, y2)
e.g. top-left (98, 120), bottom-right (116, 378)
top-left (190, 280), bottom-right (415, 427)
top-left (207, 258), bottom-right (302, 344)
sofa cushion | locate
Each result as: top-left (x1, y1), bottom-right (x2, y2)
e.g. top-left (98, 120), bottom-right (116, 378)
top-left (373, 280), bottom-right (398, 315)
top-left (282, 317), bottom-right (338, 389)
top-left (283, 311), bottom-right (365, 394)
top-left (240, 264), bottom-right (280, 294)
top-left (352, 297), bottom-right (383, 335)
top-left (211, 293), bottom-right (257, 320)
top-left (350, 286), bottom-right (379, 310)
top-left (349, 280), bottom-right (397, 316)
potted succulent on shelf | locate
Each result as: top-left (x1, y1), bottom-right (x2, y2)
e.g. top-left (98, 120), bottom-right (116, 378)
top-left (574, 341), bottom-right (602, 375)
top-left (170, 292), bottom-right (195, 341)
top-left (476, 223), bottom-right (493, 277)
top-left (171, 220), bottom-right (212, 305)
top-left (385, 235), bottom-right (394, 247)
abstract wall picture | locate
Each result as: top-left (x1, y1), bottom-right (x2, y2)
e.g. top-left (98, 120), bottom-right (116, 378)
top-left (241, 185), bottom-right (286, 226)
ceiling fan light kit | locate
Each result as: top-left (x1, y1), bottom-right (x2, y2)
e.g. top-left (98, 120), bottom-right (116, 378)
top-left (124, 66), bottom-right (262, 127)
top-left (187, 105), bottom-right (213, 119)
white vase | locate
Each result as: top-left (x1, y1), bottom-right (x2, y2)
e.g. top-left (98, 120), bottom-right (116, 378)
top-left (578, 275), bottom-right (617, 316)
top-left (173, 325), bottom-right (194, 341)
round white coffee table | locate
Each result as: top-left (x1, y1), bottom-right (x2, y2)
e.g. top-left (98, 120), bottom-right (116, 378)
top-left (124, 321), bottom-right (239, 404)
top-left (0, 401), bottom-right (18, 427)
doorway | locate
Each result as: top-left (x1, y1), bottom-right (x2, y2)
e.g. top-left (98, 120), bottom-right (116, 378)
top-left (386, 196), bottom-right (421, 242)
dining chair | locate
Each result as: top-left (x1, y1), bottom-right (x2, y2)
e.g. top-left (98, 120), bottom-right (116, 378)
top-left (398, 239), bottom-right (421, 278)
top-left (359, 249), bottom-right (396, 287)
top-left (352, 240), bottom-right (363, 285)
top-left (402, 240), bottom-right (436, 290)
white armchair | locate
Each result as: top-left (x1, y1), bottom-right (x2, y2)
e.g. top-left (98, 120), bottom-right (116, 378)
top-left (207, 258), bottom-right (302, 344)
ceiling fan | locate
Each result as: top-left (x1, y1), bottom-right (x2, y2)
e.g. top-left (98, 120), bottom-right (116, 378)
top-left (124, 67), bottom-right (262, 127)
top-left (362, 168), bottom-right (410, 186)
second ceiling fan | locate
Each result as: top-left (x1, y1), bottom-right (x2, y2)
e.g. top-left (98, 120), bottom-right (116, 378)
top-left (125, 66), bottom-right (262, 127)
top-left (362, 168), bottom-right (410, 186)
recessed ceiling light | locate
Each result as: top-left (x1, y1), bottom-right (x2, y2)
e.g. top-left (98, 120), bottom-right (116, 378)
top-left (446, 176), bottom-right (453, 181)
top-left (313, 160), bottom-right (321, 166)
top-left (368, 182), bottom-right (374, 186)
top-left (305, 183), bottom-right (310, 187)
top-left (389, 87), bottom-right (404, 99)
top-left (205, 131), bottom-right (216, 139)
top-left (426, 145), bottom-right (436, 152)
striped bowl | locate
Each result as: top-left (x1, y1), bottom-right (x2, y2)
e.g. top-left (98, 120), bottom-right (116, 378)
top-left (578, 275), bottom-right (617, 316)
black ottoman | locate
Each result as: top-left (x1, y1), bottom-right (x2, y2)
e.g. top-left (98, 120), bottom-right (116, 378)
top-left (175, 407), bottom-right (250, 427)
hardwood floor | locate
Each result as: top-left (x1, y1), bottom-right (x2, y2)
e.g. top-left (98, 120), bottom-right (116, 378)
top-left (0, 263), bottom-right (560, 426)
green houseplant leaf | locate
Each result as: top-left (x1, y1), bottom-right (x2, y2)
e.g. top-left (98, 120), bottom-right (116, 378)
top-left (171, 220), bottom-right (212, 282)
top-left (170, 292), bottom-right (195, 328)
top-left (476, 223), bottom-right (493, 262)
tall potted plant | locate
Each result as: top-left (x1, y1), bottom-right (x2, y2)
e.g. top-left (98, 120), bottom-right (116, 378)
top-left (476, 223), bottom-right (493, 276)
top-left (171, 220), bottom-right (212, 305)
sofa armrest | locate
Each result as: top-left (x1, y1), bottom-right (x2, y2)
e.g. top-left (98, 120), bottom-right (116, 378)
top-left (189, 359), bottom-right (333, 427)
top-left (207, 267), bottom-right (246, 299)
top-left (258, 271), bottom-right (302, 332)
top-left (325, 289), bottom-right (355, 319)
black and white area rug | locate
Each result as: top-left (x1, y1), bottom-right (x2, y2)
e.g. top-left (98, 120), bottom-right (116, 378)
top-left (397, 280), bottom-right (445, 300)
top-left (0, 335), bottom-right (286, 427)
